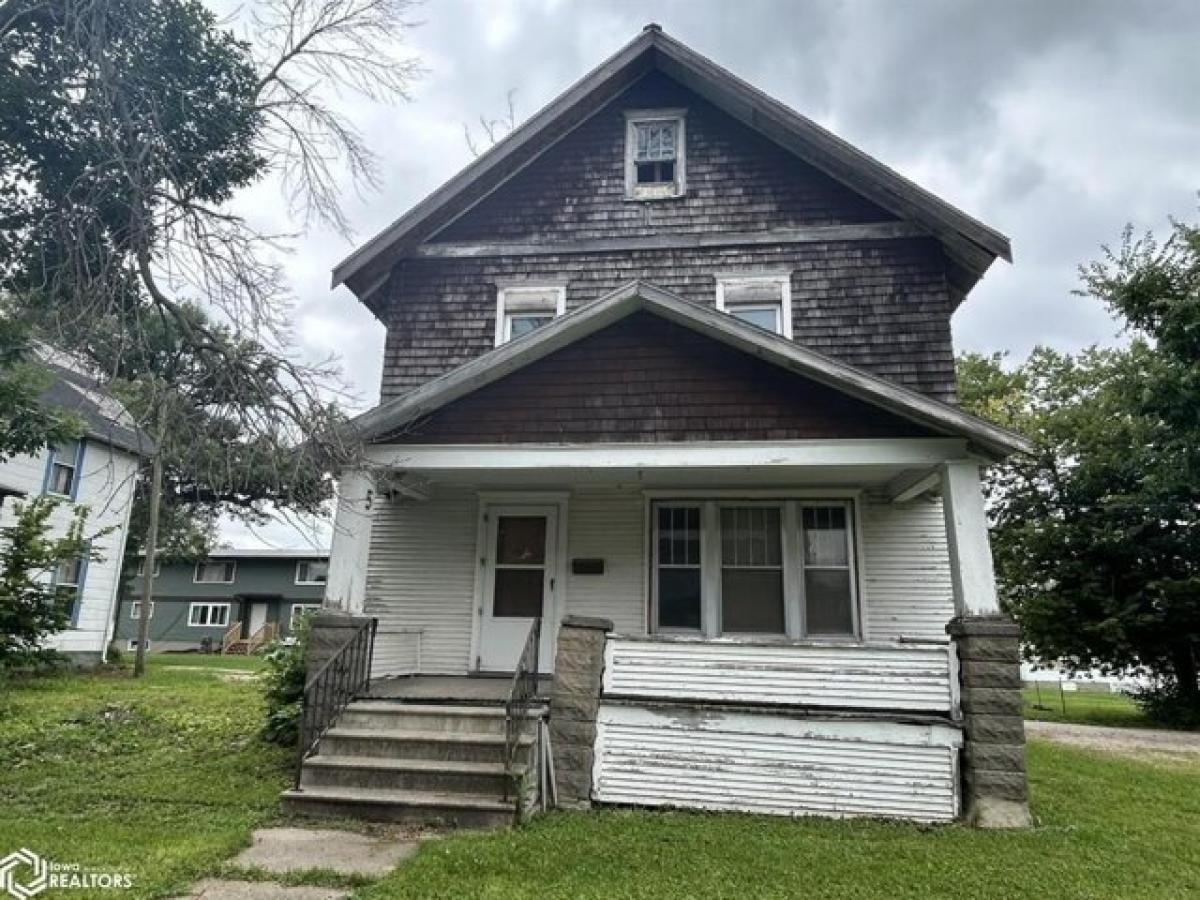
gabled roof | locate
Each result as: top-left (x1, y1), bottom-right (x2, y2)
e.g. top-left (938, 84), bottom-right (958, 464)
top-left (352, 281), bottom-right (1031, 459)
top-left (41, 361), bottom-right (155, 457)
top-left (333, 24), bottom-right (1011, 299)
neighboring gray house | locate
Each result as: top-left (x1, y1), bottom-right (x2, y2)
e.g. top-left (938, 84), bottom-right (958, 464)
top-left (116, 549), bottom-right (329, 653)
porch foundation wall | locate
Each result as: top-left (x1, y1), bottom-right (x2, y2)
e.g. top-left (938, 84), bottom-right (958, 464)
top-left (549, 615), bottom-right (613, 808)
top-left (307, 612), bottom-right (370, 675)
top-left (947, 614), bottom-right (1032, 828)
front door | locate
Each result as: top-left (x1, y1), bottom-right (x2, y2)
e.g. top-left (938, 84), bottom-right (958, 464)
top-left (247, 601), bottom-right (268, 636)
top-left (478, 506), bottom-right (557, 673)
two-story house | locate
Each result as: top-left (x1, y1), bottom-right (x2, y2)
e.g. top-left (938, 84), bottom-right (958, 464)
top-left (290, 27), bottom-right (1032, 830)
top-left (117, 549), bottom-right (329, 653)
top-left (0, 360), bottom-right (151, 665)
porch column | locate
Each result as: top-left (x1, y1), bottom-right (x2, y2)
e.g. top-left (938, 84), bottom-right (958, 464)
top-left (324, 469), bottom-right (376, 614)
top-left (549, 615), bottom-right (613, 809)
top-left (941, 460), bottom-right (1031, 828)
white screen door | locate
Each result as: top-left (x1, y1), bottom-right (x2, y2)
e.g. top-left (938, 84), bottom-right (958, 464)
top-left (478, 506), bottom-right (557, 673)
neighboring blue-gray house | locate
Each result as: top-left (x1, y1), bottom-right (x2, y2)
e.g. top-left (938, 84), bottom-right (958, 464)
top-left (116, 549), bottom-right (329, 653)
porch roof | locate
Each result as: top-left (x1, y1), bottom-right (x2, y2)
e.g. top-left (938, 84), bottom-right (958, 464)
top-left (350, 281), bottom-right (1031, 460)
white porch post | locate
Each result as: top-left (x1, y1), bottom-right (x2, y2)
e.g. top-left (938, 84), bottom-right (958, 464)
top-left (940, 460), bottom-right (1001, 617)
top-left (324, 469), bottom-right (376, 614)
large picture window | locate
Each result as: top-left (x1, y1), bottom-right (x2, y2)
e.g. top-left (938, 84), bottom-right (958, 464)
top-left (651, 499), bottom-right (859, 640)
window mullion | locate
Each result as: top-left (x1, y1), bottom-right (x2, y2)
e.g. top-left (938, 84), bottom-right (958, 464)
top-left (701, 501), bottom-right (721, 638)
top-left (783, 501), bottom-right (802, 639)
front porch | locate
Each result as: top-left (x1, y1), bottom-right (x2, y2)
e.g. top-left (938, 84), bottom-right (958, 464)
top-left (364, 674), bottom-right (551, 703)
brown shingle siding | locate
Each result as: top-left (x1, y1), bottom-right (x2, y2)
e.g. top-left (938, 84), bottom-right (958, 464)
top-left (387, 313), bottom-right (937, 445)
top-left (433, 71), bottom-right (893, 244)
top-left (381, 238), bottom-right (956, 404)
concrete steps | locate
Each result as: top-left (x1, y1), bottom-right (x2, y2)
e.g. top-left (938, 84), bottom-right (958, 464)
top-left (283, 700), bottom-right (539, 828)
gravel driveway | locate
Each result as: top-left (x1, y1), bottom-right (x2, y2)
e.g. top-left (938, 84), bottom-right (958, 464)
top-left (1026, 720), bottom-right (1200, 760)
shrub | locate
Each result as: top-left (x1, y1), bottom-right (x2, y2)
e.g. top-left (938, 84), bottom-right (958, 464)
top-left (260, 616), bottom-right (310, 746)
top-left (1130, 679), bottom-right (1200, 730)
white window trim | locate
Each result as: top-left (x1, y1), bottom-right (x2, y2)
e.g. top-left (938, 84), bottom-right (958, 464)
top-left (193, 560), bottom-right (237, 584)
top-left (715, 273), bottom-right (794, 339)
top-left (648, 497), bottom-right (862, 641)
top-left (126, 639), bottom-right (149, 652)
top-left (130, 601), bottom-right (155, 619)
top-left (188, 601), bottom-right (231, 627)
top-left (135, 559), bottom-right (161, 578)
top-left (294, 560), bottom-right (329, 586)
top-left (494, 285), bottom-right (567, 346)
top-left (624, 108), bottom-right (687, 200)
top-left (290, 603), bottom-right (322, 628)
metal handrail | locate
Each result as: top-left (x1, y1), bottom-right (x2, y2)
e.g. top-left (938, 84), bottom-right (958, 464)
top-left (294, 617), bottom-right (377, 789)
top-left (503, 617), bottom-right (541, 804)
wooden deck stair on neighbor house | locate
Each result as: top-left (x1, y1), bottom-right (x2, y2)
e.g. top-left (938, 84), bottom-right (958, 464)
top-left (221, 621), bottom-right (277, 655)
top-left (281, 700), bottom-right (542, 828)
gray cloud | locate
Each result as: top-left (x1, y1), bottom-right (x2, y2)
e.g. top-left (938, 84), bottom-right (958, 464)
top-left (214, 0), bottom-right (1200, 547)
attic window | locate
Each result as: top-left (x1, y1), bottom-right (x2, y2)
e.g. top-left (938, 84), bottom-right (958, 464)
top-left (625, 110), bottom-right (686, 200)
top-left (495, 285), bottom-right (567, 346)
top-left (715, 273), bottom-right (793, 338)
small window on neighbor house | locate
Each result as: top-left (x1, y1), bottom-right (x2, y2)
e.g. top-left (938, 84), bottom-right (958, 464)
top-left (495, 286), bottom-right (566, 346)
top-left (135, 558), bottom-right (161, 578)
top-left (188, 602), bottom-right (230, 627)
top-left (194, 561), bottom-right (236, 584)
top-left (295, 560), bottom-right (329, 585)
top-left (715, 274), bottom-right (793, 338)
top-left (130, 601), bottom-right (155, 619)
top-left (626, 110), bottom-right (686, 199)
top-left (45, 440), bottom-right (82, 497)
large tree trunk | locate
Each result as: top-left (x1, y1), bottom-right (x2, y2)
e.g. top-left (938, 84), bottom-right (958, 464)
top-left (132, 450), bottom-right (163, 678)
top-left (1172, 641), bottom-right (1199, 707)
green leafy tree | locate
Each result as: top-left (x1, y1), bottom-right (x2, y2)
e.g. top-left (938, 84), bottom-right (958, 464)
top-left (959, 217), bottom-right (1200, 723)
top-left (0, 311), bottom-right (82, 461)
top-left (0, 497), bottom-right (103, 669)
top-left (1, 0), bottom-right (419, 675)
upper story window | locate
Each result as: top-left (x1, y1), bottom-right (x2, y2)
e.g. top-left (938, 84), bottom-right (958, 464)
top-left (625, 109), bottom-right (686, 200)
top-left (715, 273), bottom-right (793, 338)
top-left (135, 558), bottom-right (161, 578)
top-left (44, 439), bottom-right (83, 498)
top-left (194, 560), bottom-right (236, 584)
top-left (495, 285), bottom-right (566, 346)
top-left (296, 559), bottom-right (329, 585)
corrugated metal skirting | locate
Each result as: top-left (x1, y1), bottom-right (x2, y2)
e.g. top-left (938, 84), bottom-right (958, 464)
top-left (593, 704), bottom-right (962, 822)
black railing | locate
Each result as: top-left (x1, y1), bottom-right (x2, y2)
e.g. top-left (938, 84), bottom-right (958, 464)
top-left (503, 617), bottom-right (541, 803)
top-left (294, 617), bottom-right (377, 788)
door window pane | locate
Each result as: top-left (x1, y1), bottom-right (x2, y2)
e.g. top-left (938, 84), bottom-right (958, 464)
top-left (720, 507), bottom-right (784, 634)
top-left (493, 569), bottom-right (544, 618)
top-left (496, 517), bottom-right (546, 565)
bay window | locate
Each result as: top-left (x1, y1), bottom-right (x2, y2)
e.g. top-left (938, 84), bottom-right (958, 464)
top-left (651, 499), bottom-right (859, 639)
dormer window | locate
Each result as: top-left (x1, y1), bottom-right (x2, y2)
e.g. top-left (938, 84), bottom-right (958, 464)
top-left (495, 285), bottom-right (566, 346)
top-left (625, 109), bottom-right (686, 200)
top-left (715, 273), bottom-right (793, 338)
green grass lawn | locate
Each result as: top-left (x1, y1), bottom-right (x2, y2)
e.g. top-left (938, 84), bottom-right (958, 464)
top-left (1022, 684), bottom-right (1155, 729)
top-left (0, 662), bottom-right (290, 899)
top-left (3, 665), bottom-right (1198, 900)
top-left (142, 652), bottom-right (269, 672)
top-left (361, 742), bottom-right (1200, 899)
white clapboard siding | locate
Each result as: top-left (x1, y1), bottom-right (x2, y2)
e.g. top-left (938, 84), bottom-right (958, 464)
top-left (860, 496), bottom-right (955, 642)
top-left (370, 628), bottom-right (422, 678)
top-left (0, 441), bottom-right (140, 658)
top-left (365, 488), bottom-right (478, 674)
top-left (565, 489), bottom-right (645, 633)
top-left (594, 704), bottom-right (962, 822)
top-left (604, 637), bottom-right (953, 712)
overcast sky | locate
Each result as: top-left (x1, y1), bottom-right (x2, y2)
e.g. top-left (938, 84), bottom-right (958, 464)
top-left (218, 0), bottom-right (1200, 549)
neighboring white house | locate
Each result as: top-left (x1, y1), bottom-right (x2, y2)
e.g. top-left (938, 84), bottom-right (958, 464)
top-left (0, 361), bottom-right (152, 665)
